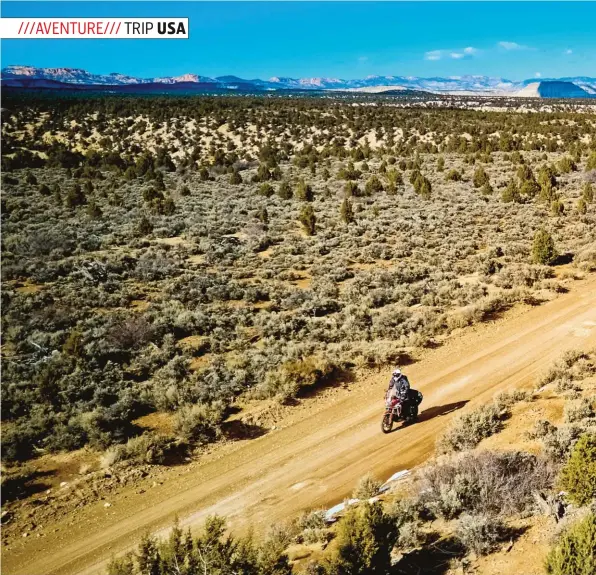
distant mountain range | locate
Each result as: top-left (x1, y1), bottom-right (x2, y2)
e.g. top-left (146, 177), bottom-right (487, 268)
top-left (2, 65), bottom-right (596, 97)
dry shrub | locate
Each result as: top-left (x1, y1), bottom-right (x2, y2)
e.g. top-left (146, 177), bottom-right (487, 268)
top-left (575, 242), bottom-right (596, 272)
top-left (297, 510), bottom-right (329, 544)
top-left (542, 423), bottom-right (586, 460)
top-left (259, 356), bottom-right (335, 401)
top-left (100, 433), bottom-right (170, 468)
top-left (494, 389), bottom-right (532, 409)
top-left (456, 513), bottom-right (508, 556)
top-left (107, 315), bottom-right (153, 350)
top-left (173, 401), bottom-right (225, 444)
top-left (353, 473), bottom-right (383, 499)
top-left (437, 402), bottom-right (507, 453)
top-left (564, 398), bottom-right (595, 424)
top-left (418, 450), bottom-right (555, 519)
top-left (537, 350), bottom-right (592, 391)
top-left (396, 520), bottom-right (424, 549)
top-left (527, 419), bottom-right (557, 440)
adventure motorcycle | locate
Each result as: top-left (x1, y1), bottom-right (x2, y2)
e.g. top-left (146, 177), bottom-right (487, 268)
top-left (381, 389), bottom-right (423, 433)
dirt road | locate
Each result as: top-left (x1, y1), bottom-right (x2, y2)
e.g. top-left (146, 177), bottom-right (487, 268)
top-left (5, 276), bottom-right (596, 575)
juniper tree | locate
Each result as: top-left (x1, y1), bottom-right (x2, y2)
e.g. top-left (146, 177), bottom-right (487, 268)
top-left (299, 204), bottom-right (316, 235)
top-left (532, 229), bottom-right (558, 265)
top-left (340, 198), bottom-right (355, 224)
top-left (295, 179), bottom-right (314, 201)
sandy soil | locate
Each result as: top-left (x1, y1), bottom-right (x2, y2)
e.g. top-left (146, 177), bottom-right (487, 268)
top-left (4, 275), bottom-right (596, 575)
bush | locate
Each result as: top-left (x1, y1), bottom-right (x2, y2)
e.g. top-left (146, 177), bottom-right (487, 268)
top-left (295, 179), bottom-right (314, 201)
top-left (542, 424), bottom-right (585, 460)
top-left (323, 502), bottom-right (397, 575)
top-left (545, 513), bottom-right (596, 575)
top-left (173, 402), bottom-right (225, 444)
top-left (353, 473), bottom-right (383, 499)
top-left (259, 356), bottom-right (334, 401)
top-left (445, 169), bottom-right (462, 182)
top-left (100, 433), bottom-right (170, 467)
top-left (108, 515), bottom-right (292, 575)
top-left (298, 510), bottom-right (329, 544)
top-left (456, 513), bottom-right (507, 556)
top-left (277, 180), bottom-right (293, 199)
top-left (473, 166), bottom-right (489, 188)
top-left (564, 398), bottom-right (594, 424)
top-left (365, 175), bottom-right (383, 194)
top-left (229, 170), bottom-right (243, 185)
top-left (340, 198), bottom-right (354, 224)
top-left (419, 450), bottom-right (554, 519)
top-left (558, 434), bottom-right (596, 506)
top-left (532, 229), bottom-right (558, 265)
top-left (299, 204), bottom-right (316, 236)
top-left (437, 402), bottom-right (507, 453)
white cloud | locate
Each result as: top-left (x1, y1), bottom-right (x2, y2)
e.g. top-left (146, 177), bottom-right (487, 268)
top-left (535, 72), bottom-right (542, 78)
top-left (498, 41), bottom-right (528, 51)
top-left (564, 49), bottom-right (573, 55)
top-left (425, 50), bottom-right (442, 61)
top-left (425, 46), bottom-right (478, 61)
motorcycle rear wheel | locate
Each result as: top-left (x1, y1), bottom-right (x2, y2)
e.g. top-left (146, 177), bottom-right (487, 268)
top-left (381, 413), bottom-right (393, 433)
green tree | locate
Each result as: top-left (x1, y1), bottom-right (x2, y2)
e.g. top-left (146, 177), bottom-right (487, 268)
top-left (502, 178), bottom-right (521, 203)
top-left (258, 207), bottom-right (269, 224)
top-left (473, 166), bottom-right (489, 188)
top-left (577, 198), bottom-right (588, 215)
top-left (532, 229), bottom-right (558, 265)
top-left (365, 175), bottom-right (383, 195)
top-left (295, 179), bottom-right (314, 202)
top-left (277, 180), bottom-right (293, 200)
top-left (86, 198), bottom-right (102, 220)
top-left (445, 168), bottom-right (462, 182)
top-left (137, 215), bottom-right (153, 236)
top-left (340, 198), bottom-right (354, 224)
top-left (258, 183), bottom-right (275, 197)
top-left (585, 151), bottom-right (596, 171)
top-left (545, 513), bottom-right (595, 575)
top-left (162, 196), bottom-right (176, 216)
top-left (551, 199), bottom-right (565, 216)
top-left (481, 182), bottom-right (493, 196)
top-left (229, 170), bottom-right (243, 185)
top-left (558, 156), bottom-right (577, 174)
top-left (199, 166), bottom-right (211, 181)
top-left (65, 184), bottom-right (86, 208)
top-left (299, 204), bottom-right (316, 235)
top-left (558, 434), bottom-right (596, 505)
top-left (324, 502), bottom-right (397, 575)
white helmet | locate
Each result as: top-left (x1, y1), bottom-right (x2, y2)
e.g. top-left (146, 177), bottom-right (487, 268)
top-left (393, 368), bottom-right (402, 377)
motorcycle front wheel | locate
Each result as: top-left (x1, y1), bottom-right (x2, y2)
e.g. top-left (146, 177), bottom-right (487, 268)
top-left (381, 413), bottom-right (393, 434)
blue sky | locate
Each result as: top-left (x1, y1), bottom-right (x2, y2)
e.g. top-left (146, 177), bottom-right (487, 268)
top-left (1, 2), bottom-right (594, 81)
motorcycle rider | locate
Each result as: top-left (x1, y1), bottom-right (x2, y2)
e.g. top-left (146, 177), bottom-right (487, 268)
top-left (386, 368), bottom-right (414, 420)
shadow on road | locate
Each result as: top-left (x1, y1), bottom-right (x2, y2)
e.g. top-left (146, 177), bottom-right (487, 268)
top-left (417, 400), bottom-right (469, 424)
top-left (385, 400), bottom-right (468, 434)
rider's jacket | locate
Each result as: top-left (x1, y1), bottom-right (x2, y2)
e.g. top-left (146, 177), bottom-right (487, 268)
top-left (388, 374), bottom-right (410, 401)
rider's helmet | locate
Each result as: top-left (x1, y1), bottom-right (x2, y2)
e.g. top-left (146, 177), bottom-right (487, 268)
top-left (393, 368), bottom-right (402, 377)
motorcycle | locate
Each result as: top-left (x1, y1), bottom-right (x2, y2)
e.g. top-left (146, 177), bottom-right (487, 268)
top-left (381, 389), bottom-right (423, 433)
